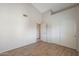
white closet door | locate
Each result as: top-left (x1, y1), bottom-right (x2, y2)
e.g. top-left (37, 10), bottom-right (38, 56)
top-left (41, 23), bottom-right (47, 41)
top-left (46, 18), bottom-right (76, 49)
top-left (45, 13), bottom-right (76, 49)
top-left (59, 19), bottom-right (76, 49)
top-left (46, 20), bottom-right (61, 44)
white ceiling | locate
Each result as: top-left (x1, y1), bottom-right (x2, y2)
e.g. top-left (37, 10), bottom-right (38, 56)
top-left (32, 3), bottom-right (76, 13)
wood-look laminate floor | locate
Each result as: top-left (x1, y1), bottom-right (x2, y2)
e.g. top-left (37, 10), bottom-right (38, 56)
top-left (0, 41), bottom-right (78, 56)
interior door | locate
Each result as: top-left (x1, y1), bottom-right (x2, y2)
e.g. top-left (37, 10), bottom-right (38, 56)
top-left (59, 19), bottom-right (76, 49)
top-left (41, 18), bottom-right (76, 49)
top-left (48, 19), bottom-right (76, 49)
top-left (37, 24), bottom-right (41, 42)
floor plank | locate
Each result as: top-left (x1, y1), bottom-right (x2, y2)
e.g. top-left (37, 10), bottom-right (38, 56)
top-left (0, 41), bottom-right (78, 56)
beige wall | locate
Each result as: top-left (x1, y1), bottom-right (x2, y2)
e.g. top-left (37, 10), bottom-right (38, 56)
top-left (41, 6), bottom-right (79, 49)
top-left (0, 3), bottom-right (41, 53)
top-left (0, 3), bottom-right (79, 53)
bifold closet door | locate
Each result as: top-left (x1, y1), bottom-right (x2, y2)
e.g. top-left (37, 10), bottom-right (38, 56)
top-left (41, 23), bottom-right (47, 41)
top-left (59, 19), bottom-right (76, 49)
top-left (47, 18), bottom-right (76, 49)
top-left (41, 17), bottom-right (76, 49)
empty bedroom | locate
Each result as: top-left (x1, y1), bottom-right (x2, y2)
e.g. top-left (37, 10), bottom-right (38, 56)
top-left (0, 3), bottom-right (79, 56)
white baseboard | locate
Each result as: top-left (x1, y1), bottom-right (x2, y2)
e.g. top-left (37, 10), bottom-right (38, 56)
top-left (0, 40), bottom-right (37, 53)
